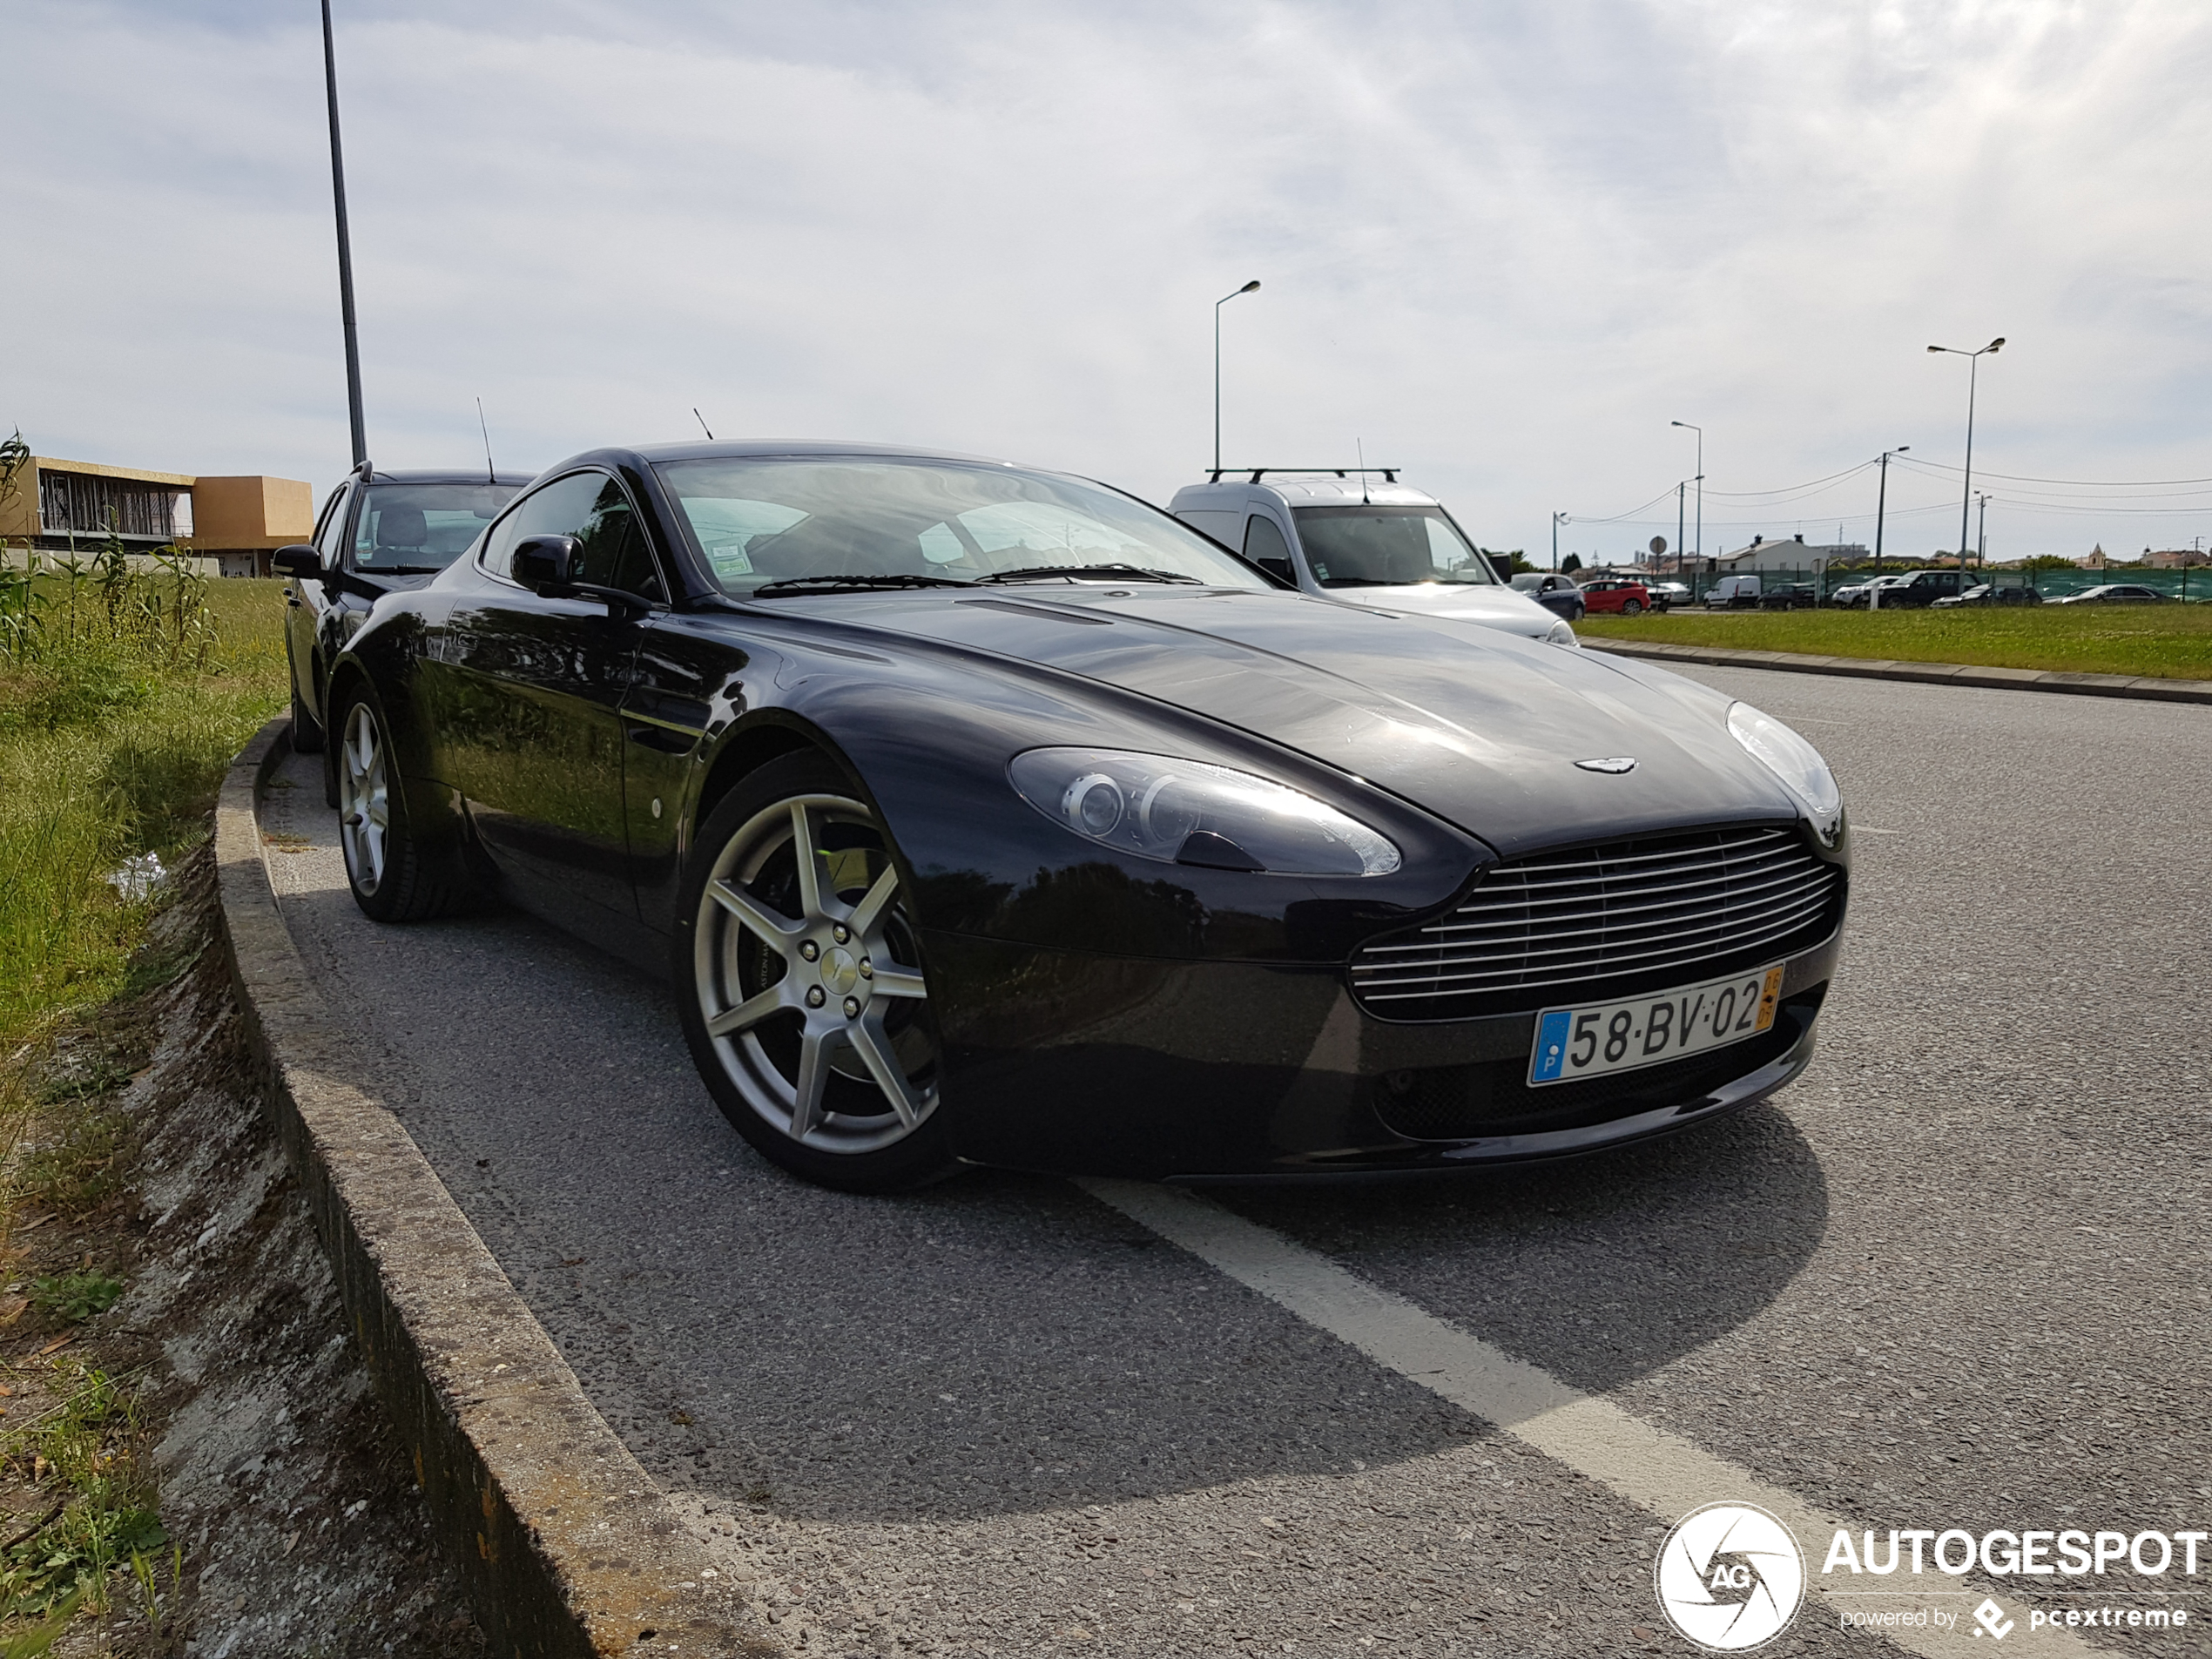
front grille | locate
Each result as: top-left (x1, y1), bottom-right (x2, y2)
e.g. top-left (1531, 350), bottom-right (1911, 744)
top-left (1351, 823), bottom-right (1843, 1021)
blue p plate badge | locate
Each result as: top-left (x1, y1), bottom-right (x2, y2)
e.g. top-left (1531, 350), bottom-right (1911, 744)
top-left (1531, 1009), bottom-right (1573, 1082)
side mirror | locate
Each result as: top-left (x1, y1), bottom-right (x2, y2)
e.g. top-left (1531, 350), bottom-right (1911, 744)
top-left (1256, 556), bottom-right (1294, 583)
top-left (514, 534), bottom-right (582, 594)
top-left (272, 544), bottom-right (323, 581)
top-left (1488, 556), bottom-right (1512, 581)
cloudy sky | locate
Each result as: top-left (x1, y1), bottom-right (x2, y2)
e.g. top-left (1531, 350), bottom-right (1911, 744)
top-left (9, 0), bottom-right (2212, 561)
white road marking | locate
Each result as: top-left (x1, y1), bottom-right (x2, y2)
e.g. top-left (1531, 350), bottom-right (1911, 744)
top-left (1077, 1178), bottom-right (2098, 1658)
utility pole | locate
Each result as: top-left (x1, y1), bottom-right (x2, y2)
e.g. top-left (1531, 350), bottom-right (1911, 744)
top-left (1552, 511), bottom-right (1568, 572)
top-left (1671, 421), bottom-right (1703, 581)
top-left (1873, 446), bottom-right (1908, 574)
top-left (1976, 491), bottom-right (1990, 576)
top-left (1676, 482), bottom-right (1686, 583)
top-left (321, 0), bottom-right (368, 473)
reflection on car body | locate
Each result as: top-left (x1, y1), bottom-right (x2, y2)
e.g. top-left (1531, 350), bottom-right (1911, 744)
top-left (327, 442), bottom-right (1850, 1192)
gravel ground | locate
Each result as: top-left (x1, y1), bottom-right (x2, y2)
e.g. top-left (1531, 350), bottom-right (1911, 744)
top-left (255, 669), bottom-right (2212, 1657)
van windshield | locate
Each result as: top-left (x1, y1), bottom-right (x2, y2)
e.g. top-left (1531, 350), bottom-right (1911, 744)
top-left (1290, 507), bottom-right (1498, 586)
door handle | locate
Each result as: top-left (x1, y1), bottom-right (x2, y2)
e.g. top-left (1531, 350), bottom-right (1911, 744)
top-left (626, 723), bottom-right (696, 755)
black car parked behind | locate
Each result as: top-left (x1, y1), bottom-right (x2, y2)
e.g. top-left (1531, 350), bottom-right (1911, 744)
top-left (273, 469), bottom-right (529, 784)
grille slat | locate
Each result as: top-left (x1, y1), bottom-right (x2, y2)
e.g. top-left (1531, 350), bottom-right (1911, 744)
top-left (1374, 862), bottom-right (1830, 949)
top-left (1350, 823), bottom-right (1844, 1020)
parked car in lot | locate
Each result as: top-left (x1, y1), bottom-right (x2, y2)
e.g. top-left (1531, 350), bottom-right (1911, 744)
top-left (1509, 570), bottom-right (1587, 622)
top-left (1877, 570), bottom-right (1969, 609)
top-left (1576, 576), bottom-right (1652, 615)
top-left (273, 468), bottom-right (529, 775)
top-left (326, 441), bottom-right (1849, 1191)
top-left (1703, 575), bottom-right (1764, 609)
top-left (1932, 583), bottom-right (2043, 608)
top-left (1168, 474), bottom-right (1574, 644)
top-left (1831, 574), bottom-right (1913, 609)
top-left (1643, 581), bottom-right (1691, 612)
top-left (2048, 583), bottom-right (2167, 605)
top-left (1758, 583), bottom-right (1819, 610)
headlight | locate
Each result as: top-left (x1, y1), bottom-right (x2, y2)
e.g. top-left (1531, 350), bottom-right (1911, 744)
top-left (1727, 702), bottom-right (1842, 831)
top-left (1546, 619), bottom-right (1579, 647)
top-left (1008, 748), bottom-right (1401, 876)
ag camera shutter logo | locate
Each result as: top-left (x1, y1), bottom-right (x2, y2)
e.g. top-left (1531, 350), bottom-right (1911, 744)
top-left (1655, 1502), bottom-right (1806, 1650)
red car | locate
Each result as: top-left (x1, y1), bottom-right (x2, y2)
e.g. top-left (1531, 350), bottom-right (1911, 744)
top-left (1576, 577), bottom-right (1652, 615)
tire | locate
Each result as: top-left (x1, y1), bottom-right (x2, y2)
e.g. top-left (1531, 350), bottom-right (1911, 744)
top-left (287, 637), bottom-right (326, 753)
top-left (334, 692), bottom-right (463, 924)
top-left (1622, 598), bottom-right (1643, 615)
top-left (674, 752), bottom-right (955, 1193)
top-left (1570, 602), bottom-right (1586, 622)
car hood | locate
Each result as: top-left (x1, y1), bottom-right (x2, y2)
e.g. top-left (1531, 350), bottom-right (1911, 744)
top-left (1313, 583), bottom-right (1561, 637)
top-left (802, 588), bottom-right (1806, 857)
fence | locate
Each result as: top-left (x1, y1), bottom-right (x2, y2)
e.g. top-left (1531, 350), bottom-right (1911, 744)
top-left (1635, 565), bottom-right (2209, 604)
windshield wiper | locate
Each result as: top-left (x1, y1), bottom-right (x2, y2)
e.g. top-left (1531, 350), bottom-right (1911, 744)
top-left (977, 563), bottom-right (1198, 585)
top-left (749, 572), bottom-right (973, 597)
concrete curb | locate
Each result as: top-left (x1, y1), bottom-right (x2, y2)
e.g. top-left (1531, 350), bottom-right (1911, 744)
top-left (1580, 637), bottom-right (2212, 705)
top-left (212, 718), bottom-right (779, 1659)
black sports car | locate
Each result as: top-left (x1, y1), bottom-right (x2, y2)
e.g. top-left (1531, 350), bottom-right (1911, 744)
top-left (273, 468), bottom-right (529, 786)
top-left (327, 442), bottom-right (1848, 1191)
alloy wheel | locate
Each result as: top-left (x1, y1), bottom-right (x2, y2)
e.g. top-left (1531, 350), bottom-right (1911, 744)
top-left (338, 702), bottom-right (389, 896)
top-left (692, 793), bottom-right (937, 1154)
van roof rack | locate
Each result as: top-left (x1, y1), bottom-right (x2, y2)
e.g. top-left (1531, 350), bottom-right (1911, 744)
top-left (1207, 467), bottom-right (1399, 485)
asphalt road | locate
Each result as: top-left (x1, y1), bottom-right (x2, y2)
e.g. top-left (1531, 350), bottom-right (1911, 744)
top-left (258, 666), bottom-right (2212, 1658)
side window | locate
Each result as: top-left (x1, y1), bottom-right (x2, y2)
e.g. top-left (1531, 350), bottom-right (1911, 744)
top-left (480, 471), bottom-right (616, 582)
top-left (1243, 515), bottom-right (1295, 582)
top-left (575, 476), bottom-right (665, 600)
top-left (315, 485), bottom-right (353, 563)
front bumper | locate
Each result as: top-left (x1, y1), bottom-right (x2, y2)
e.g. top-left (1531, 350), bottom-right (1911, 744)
top-left (924, 924), bottom-right (1843, 1179)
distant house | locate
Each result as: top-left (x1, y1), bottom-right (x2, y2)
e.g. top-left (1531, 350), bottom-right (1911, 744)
top-left (1710, 534), bottom-right (1869, 575)
top-left (2142, 546), bottom-right (2210, 569)
top-left (0, 455), bottom-right (313, 577)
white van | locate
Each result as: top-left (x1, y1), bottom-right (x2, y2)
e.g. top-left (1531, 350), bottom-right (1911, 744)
top-left (1167, 471), bottom-right (1576, 645)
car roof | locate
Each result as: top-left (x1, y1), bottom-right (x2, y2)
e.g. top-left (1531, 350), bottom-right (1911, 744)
top-left (360, 469), bottom-right (535, 486)
top-left (619, 439), bottom-right (1013, 467)
top-left (1170, 475), bottom-right (1440, 509)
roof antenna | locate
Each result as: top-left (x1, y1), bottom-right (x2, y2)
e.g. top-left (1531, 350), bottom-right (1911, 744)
top-left (1356, 438), bottom-right (1370, 504)
top-left (693, 408), bottom-right (714, 441)
top-left (475, 396), bottom-right (496, 483)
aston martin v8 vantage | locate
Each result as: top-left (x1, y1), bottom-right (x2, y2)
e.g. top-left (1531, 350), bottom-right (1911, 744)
top-left (327, 442), bottom-right (1849, 1190)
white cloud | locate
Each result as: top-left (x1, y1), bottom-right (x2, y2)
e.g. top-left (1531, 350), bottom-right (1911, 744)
top-left (6, 0), bottom-right (2212, 558)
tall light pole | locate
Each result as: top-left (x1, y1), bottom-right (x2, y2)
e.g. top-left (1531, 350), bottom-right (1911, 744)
top-left (1671, 421), bottom-right (1703, 583)
top-left (1214, 280), bottom-right (1261, 474)
top-left (321, 0), bottom-right (368, 473)
top-left (1872, 446), bottom-right (1909, 574)
top-left (1553, 511), bottom-right (1568, 572)
top-left (1928, 337), bottom-right (2004, 581)
top-left (1976, 490), bottom-right (1991, 577)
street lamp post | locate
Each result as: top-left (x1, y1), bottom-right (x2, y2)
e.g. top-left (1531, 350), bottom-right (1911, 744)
top-left (1873, 446), bottom-right (1909, 575)
top-left (1928, 337), bottom-right (2005, 586)
top-left (1671, 421), bottom-right (1703, 588)
top-left (321, 0), bottom-right (368, 473)
top-left (1553, 511), bottom-right (1568, 572)
top-left (1976, 490), bottom-right (1991, 577)
top-left (1676, 482), bottom-right (1686, 583)
top-left (1214, 280), bottom-right (1261, 474)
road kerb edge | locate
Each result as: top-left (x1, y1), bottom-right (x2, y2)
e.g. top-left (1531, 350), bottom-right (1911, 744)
top-left (212, 718), bottom-right (779, 1659)
top-left (1581, 637), bottom-right (2212, 703)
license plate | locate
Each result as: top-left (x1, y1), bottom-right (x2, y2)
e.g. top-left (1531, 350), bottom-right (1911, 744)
top-left (1527, 963), bottom-right (1784, 1086)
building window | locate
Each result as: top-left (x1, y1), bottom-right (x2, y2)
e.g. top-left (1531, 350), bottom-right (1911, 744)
top-left (37, 470), bottom-right (183, 540)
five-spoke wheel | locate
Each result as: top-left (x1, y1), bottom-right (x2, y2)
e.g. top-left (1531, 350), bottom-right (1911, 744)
top-left (678, 753), bottom-right (950, 1190)
top-left (338, 701), bottom-right (390, 898)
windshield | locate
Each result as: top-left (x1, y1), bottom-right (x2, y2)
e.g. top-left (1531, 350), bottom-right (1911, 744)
top-left (1290, 506), bottom-right (1498, 588)
top-left (654, 457), bottom-right (1269, 596)
top-left (354, 482), bottom-right (518, 572)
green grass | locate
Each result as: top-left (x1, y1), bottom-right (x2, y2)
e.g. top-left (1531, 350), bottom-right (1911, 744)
top-left (0, 577), bottom-right (287, 1057)
top-left (1577, 604), bottom-right (2212, 680)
